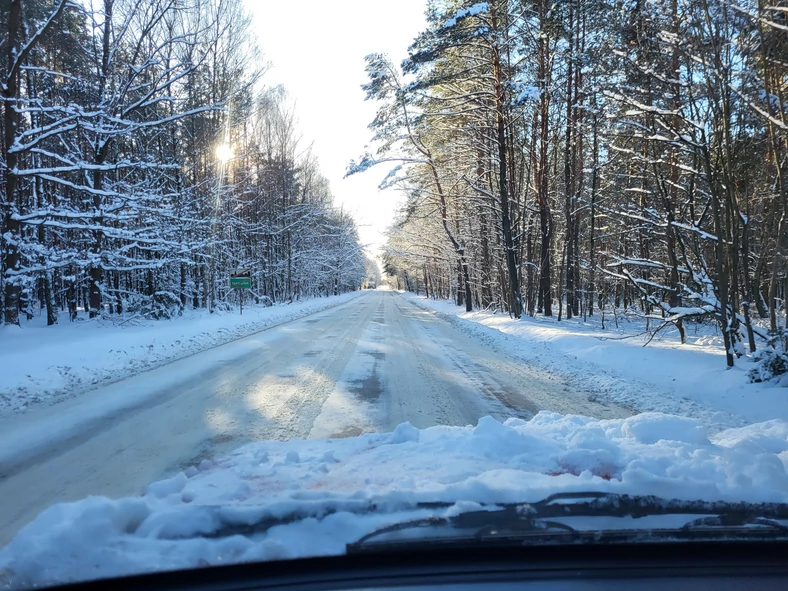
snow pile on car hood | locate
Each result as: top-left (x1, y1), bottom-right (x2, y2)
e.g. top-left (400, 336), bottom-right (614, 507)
top-left (2, 412), bottom-right (788, 587)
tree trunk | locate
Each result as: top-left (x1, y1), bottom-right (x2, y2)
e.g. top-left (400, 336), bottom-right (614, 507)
top-left (491, 5), bottom-right (521, 318)
top-left (462, 259), bottom-right (472, 312)
top-left (45, 272), bottom-right (57, 325)
top-left (563, 0), bottom-right (575, 320)
top-left (535, 2), bottom-right (553, 316)
top-left (2, 0), bottom-right (23, 326)
top-left (587, 110), bottom-right (598, 318)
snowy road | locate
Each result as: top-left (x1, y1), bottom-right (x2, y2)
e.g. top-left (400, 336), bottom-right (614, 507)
top-left (0, 291), bottom-right (631, 546)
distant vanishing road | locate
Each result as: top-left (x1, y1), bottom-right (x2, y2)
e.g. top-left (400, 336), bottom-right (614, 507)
top-left (0, 290), bottom-right (631, 546)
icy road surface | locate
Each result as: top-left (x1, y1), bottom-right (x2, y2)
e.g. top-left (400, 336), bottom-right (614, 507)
top-left (0, 291), bottom-right (630, 546)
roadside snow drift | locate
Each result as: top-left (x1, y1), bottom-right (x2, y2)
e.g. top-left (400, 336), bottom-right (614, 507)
top-left (402, 294), bottom-right (788, 427)
top-left (2, 412), bottom-right (788, 588)
top-left (0, 291), bottom-right (365, 416)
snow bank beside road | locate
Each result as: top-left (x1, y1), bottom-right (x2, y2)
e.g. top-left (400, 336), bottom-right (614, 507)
top-left (0, 291), bottom-right (366, 416)
top-left (2, 412), bottom-right (788, 587)
top-left (403, 294), bottom-right (788, 428)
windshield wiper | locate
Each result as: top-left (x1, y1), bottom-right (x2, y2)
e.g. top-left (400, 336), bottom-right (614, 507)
top-left (146, 492), bottom-right (788, 546)
top-left (346, 492), bottom-right (788, 553)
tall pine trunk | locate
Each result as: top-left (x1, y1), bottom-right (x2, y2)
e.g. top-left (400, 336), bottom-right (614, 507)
top-left (2, 0), bottom-right (23, 326)
top-left (491, 5), bottom-right (521, 318)
top-left (535, 0), bottom-right (553, 316)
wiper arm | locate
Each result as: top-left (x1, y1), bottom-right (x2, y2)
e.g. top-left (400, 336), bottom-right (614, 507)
top-left (145, 499), bottom-right (457, 540)
top-left (144, 492), bottom-right (788, 545)
top-left (682, 515), bottom-right (788, 531)
top-left (347, 492), bottom-right (788, 553)
top-left (515, 491), bottom-right (788, 521)
top-left (349, 510), bottom-right (578, 549)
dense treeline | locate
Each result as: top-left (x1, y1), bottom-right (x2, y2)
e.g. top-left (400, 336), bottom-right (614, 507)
top-left (1, 0), bottom-right (367, 326)
top-left (355, 0), bottom-right (788, 367)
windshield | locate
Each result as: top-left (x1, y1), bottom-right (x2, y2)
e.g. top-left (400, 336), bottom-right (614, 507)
top-left (1, 0), bottom-right (787, 588)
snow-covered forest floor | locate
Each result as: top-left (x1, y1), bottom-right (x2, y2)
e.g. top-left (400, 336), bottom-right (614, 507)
top-left (0, 291), bottom-right (365, 417)
top-left (403, 293), bottom-right (788, 429)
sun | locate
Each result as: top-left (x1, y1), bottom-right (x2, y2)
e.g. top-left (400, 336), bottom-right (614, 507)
top-left (216, 144), bottom-right (234, 162)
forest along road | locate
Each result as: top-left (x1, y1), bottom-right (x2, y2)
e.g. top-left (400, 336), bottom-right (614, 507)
top-left (0, 290), bottom-right (632, 546)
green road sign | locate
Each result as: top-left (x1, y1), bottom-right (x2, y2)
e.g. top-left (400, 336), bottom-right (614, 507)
top-left (230, 277), bottom-right (251, 288)
top-left (230, 269), bottom-right (251, 289)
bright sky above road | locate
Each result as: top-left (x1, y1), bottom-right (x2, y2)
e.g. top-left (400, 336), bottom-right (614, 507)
top-left (245, 1), bottom-right (427, 256)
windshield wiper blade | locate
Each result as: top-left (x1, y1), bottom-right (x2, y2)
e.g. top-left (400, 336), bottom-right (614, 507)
top-left (347, 511), bottom-right (579, 552)
top-left (514, 491), bottom-right (788, 521)
top-left (346, 492), bottom-right (788, 553)
top-left (149, 492), bottom-right (788, 545)
top-left (151, 500), bottom-right (457, 540)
